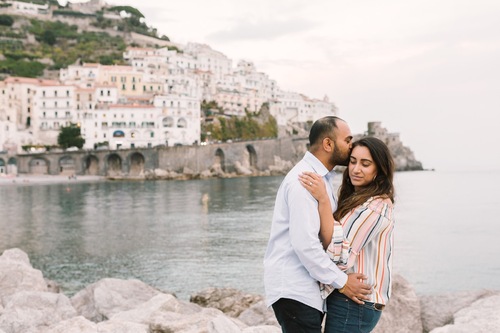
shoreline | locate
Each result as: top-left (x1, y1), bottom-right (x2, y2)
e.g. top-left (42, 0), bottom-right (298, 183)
top-left (0, 174), bottom-right (106, 186)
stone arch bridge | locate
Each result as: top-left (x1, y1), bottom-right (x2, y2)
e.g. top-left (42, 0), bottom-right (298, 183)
top-left (15, 137), bottom-right (308, 177)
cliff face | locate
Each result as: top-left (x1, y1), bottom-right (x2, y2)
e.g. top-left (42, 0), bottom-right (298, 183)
top-left (354, 122), bottom-right (423, 171)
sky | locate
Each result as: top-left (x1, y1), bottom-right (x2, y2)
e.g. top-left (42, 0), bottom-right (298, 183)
top-left (83, 0), bottom-right (500, 171)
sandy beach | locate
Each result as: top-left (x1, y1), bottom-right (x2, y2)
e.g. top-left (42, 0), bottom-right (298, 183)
top-left (0, 174), bottom-right (106, 186)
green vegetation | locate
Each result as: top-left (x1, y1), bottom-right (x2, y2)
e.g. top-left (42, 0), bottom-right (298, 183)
top-left (0, 18), bottom-right (128, 75)
top-left (52, 10), bottom-right (96, 18)
top-left (58, 123), bottom-right (85, 149)
top-left (202, 103), bottom-right (278, 142)
top-left (0, 58), bottom-right (45, 77)
top-left (201, 100), bottom-right (224, 116)
top-left (0, 15), bottom-right (14, 27)
top-left (0, 5), bottom-right (171, 78)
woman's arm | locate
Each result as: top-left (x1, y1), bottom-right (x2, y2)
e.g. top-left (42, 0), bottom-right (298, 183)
top-left (299, 171), bottom-right (334, 249)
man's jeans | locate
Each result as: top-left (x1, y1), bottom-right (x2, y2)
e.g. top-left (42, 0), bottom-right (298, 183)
top-left (325, 290), bottom-right (382, 333)
top-left (272, 298), bottom-right (324, 333)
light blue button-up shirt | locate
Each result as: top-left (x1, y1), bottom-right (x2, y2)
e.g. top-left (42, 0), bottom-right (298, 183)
top-left (263, 151), bottom-right (347, 312)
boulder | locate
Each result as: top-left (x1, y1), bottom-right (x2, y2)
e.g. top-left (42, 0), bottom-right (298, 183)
top-left (0, 291), bottom-right (76, 333)
top-left (97, 320), bottom-right (149, 332)
top-left (110, 293), bottom-right (201, 324)
top-left (234, 161), bottom-right (253, 176)
top-left (421, 289), bottom-right (499, 332)
top-left (429, 294), bottom-right (500, 333)
top-left (40, 316), bottom-right (97, 333)
top-left (238, 300), bottom-right (279, 327)
top-left (208, 315), bottom-right (245, 333)
top-left (0, 248), bottom-right (48, 305)
top-left (148, 307), bottom-right (243, 333)
top-left (70, 278), bottom-right (162, 322)
top-left (191, 287), bottom-right (264, 317)
top-left (373, 274), bottom-right (423, 333)
top-left (210, 163), bottom-right (225, 177)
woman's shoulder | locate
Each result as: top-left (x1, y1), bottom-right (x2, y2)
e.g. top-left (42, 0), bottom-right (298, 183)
top-left (364, 196), bottom-right (394, 218)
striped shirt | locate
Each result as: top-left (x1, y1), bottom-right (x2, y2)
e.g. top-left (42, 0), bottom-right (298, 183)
top-left (320, 196), bottom-right (395, 305)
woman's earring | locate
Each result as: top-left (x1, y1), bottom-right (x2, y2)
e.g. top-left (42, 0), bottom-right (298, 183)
top-left (373, 175), bottom-right (377, 181)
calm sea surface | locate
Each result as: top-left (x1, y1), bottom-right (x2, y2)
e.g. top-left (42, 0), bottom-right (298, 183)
top-left (1, 170), bottom-right (500, 300)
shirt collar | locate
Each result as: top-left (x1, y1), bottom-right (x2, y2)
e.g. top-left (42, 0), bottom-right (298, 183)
top-left (304, 151), bottom-right (334, 178)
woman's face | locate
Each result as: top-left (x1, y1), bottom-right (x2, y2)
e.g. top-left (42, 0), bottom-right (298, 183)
top-left (348, 145), bottom-right (378, 190)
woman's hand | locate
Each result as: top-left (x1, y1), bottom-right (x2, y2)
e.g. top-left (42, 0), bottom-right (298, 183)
top-left (299, 172), bottom-right (328, 203)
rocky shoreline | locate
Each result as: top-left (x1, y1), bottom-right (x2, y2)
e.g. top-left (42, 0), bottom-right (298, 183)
top-left (0, 248), bottom-right (498, 332)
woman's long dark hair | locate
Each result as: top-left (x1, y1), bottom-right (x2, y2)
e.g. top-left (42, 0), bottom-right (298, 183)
top-left (334, 137), bottom-right (395, 221)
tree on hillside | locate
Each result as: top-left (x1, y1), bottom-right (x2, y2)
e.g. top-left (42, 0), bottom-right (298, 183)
top-left (0, 15), bottom-right (14, 27)
top-left (58, 123), bottom-right (85, 149)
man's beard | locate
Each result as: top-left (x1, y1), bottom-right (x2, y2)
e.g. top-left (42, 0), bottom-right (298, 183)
top-left (330, 145), bottom-right (350, 167)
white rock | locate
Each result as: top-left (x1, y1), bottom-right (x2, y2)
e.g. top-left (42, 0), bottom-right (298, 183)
top-left (234, 161), bottom-right (253, 175)
top-left (372, 274), bottom-right (423, 333)
top-left (110, 293), bottom-right (201, 324)
top-left (0, 248), bottom-right (31, 267)
top-left (154, 168), bottom-right (168, 177)
top-left (97, 319), bottom-right (149, 332)
top-left (40, 316), bottom-right (97, 333)
top-left (149, 307), bottom-right (240, 333)
top-left (0, 291), bottom-right (76, 333)
top-left (430, 294), bottom-right (500, 333)
top-left (70, 278), bottom-right (161, 322)
top-left (0, 249), bottom-right (48, 304)
top-left (208, 315), bottom-right (244, 333)
top-left (238, 300), bottom-right (278, 327)
top-left (420, 289), bottom-right (499, 332)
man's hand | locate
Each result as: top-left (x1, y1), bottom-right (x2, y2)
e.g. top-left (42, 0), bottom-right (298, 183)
top-left (340, 273), bottom-right (372, 304)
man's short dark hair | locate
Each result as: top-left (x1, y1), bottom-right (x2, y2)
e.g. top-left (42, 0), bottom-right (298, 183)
top-left (309, 116), bottom-right (345, 146)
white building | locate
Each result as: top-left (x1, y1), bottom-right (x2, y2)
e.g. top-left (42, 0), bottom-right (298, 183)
top-left (6, 1), bottom-right (49, 16)
top-left (80, 104), bottom-right (164, 150)
top-left (269, 91), bottom-right (337, 136)
top-left (153, 95), bottom-right (201, 146)
top-left (184, 43), bottom-right (232, 81)
top-left (33, 82), bottom-right (76, 145)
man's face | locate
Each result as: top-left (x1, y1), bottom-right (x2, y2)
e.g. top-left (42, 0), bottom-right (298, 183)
top-left (329, 121), bottom-right (353, 167)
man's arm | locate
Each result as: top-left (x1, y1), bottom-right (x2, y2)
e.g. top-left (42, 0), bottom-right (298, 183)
top-left (288, 180), bottom-right (372, 303)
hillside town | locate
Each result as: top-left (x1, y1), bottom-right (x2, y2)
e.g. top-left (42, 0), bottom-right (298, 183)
top-left (0, 0), bottom-right (337, 152)
top-left (0, 0), bottom-right (422, 175)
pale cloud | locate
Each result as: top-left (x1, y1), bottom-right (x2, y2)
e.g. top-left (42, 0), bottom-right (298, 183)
top-left (207, 18), bottom-right (316, 42)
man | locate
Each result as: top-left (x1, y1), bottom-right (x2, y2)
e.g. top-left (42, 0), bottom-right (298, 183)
top-left (263, 116), bottom-right (372, 332)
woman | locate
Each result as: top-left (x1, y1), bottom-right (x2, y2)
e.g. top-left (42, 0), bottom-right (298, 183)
top-left (299, 136), bottom-right (395, 333)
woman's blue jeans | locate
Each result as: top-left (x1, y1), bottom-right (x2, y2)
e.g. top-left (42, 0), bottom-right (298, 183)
top-left (325, 290), bottom-right (383, 333)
